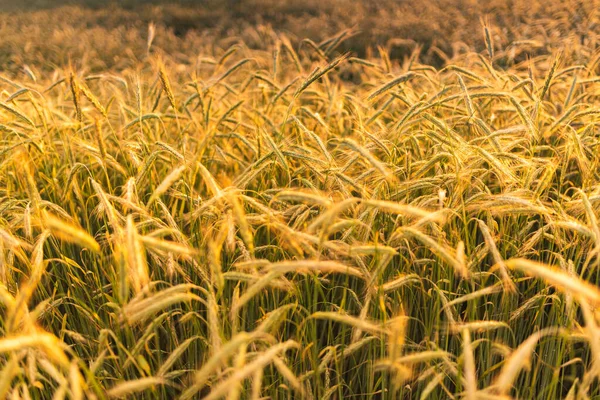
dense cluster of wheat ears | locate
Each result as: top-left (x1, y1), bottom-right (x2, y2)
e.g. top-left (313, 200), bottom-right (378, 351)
top-left (1, 9), bottom-right (600, 399)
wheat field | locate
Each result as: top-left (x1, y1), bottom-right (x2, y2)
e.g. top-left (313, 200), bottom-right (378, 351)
top-left (1, 0), bottom-right (600, 398)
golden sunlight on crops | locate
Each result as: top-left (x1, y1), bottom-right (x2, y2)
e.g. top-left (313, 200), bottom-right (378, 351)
top-left (0, 0), bottom-right (600, 398)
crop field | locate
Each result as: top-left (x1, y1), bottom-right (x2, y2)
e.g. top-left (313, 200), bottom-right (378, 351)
top-left (1, 0), bottom-right (600, 398)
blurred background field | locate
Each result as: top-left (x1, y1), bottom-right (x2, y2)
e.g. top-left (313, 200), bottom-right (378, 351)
top-left (0, 0), bottom-right (597, 72)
